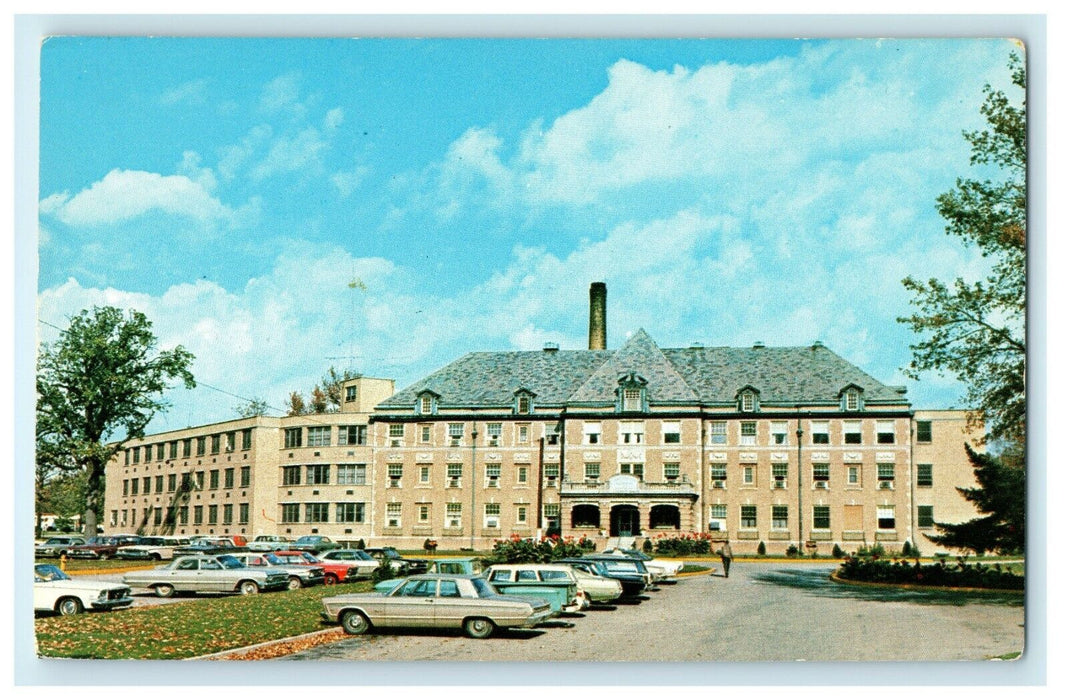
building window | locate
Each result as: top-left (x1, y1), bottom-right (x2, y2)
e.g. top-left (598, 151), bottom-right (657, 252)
top-left (155, 475), bottom-right (164, 493)
top-left (769, 421), bottom-right (788, 446)
top-left (153, 507), bottom-right (163, 526)
top-left (224, 468), bottom-right (234, 489)
top-left (620, 421), bottom-right (644, 444)
top-left (544, 463), bottom-right (559, 485)
top-left (486, 423), bottom-right (502, 446)
top-left (418, 424), bottom-right (432, 444)
top-left (517, 505), bottom-right (528, 524)
top-left (843, 420), bottom-right (862, 444)
top-left (239, 503), bottom-right (249, 524)
top-left (387, 464), bottom-right (402, 487)
top-left (448, 423), bottom-right (464, 446)
top-left (345, 385), bottom-right (357, 403)
top-left (125, 450), bottom-right (130, 466)
top-left (447, 463), bottom-right (463, 488)
top-left (517, 395), bottom-right (532, 414)
top-left (445, 503), bottom-right (463, 529)
top-left (339, 425), bottom-right (368, 446)
top-left (620, 463), bottom-right (644, 480)
top-left (240, 466), bottom-right (251, 488)
top-left (122, 479), bottom-right (129, 496)
top-left (388, 424), bottom-right (404, 446)
top-left (419, 394), bottom-right (434, 415)
top-left (664, 462), bottom-right (680, 481)
top-left (282, 466), bottom-right (301, 486)
top-left (709, 504), bottom-right (727, 531)
top-left (191, 505), bottom-right (203, 525)
top-left (210, 434), bottom-right (221, 454)
top-left (179, 506), bottom-right (189, 525)
top-left (209, 470), bottom-right (219, 490)
top-left (583, 422), bottom-right (601, 445)
top-left (169, 441), bottom-right (178, 459)
top-left (225, 432), bottom-right (236, 452)
top-left (916, 420), bottom-right (933, 443)
top-left (877, 463), bottom-right (895, 487)
top-left (418, 465), bottom-right (430, 484)
top-left (142, 477), bottom-right (151, 494)
top-left (208, 505), bottom-right (218, 525)
top-left (242, 429), bottom-right (252, 450)
top-left (307, 426), bottom-right (331, 447)
top-left (877, 506), bottom-right (896, 530)
top-left (195, 471), bottom-right (205, 490)
top-left (386, 503), bottom-right (402, 528)
top-left (545, 423), bottom-right (561, 445)
top-left (517, 424), bottom-right (530, 444)
top-left (813, 505), bottom-right (831, 530)
top-left (740, 505), bottom-right (757, 529)
top-left (418, 504), bottom-right (431, 524)
top-left (771, 463), bottom-right (788, 488)
top-left (742, 464), bottom-right (755, 486)
top-left (812, 463), bottom-right (830, 484)
top-left (917, 463), bottom-right (933, 487)
top-left (917, 505), bottom-right (935, 528)
top-left (846, 464), bottom-right (861, 486)
top-left (772, 505), bottom-right (789, 530)
top-left (544, 503), bottom-right (560, 520)
top-left (876, 420), bottom-right (895, 444)
top-left (623, 388), bottom-right (642, 411)
top-left (708, 421), bottom-right (727, 444)
top-left (223, 504), bottom-right (233, 525)
top-left (167, 474), bottom-right (176, 492)
top-left (337, 502), bottom-right (365, 523)
top-left (484, 503), bottom-right (501, 528)
top-left (710, 464), bottom-right (727, 485)
top-left (307, 464), bottom-right (330, 485)
top-left (585, 463), bottom-right (601, 481)
top-left (662, 421), bottom-right (681, 444)
top-left (182, 439), bottom-right (192, 458)
top-left (845, 389), bottom-right (861, 411)
top-left (485, 463), bottom-right (501, 487)
top-left (305, 503), bottom-right (330, 523)
top-left (517, 466), bottom-right (528, 483)
top-left (740, 421), bottom-right (757, 446)
top-left (811, 421), bottom-right (829, 444)
top-left (284, 428), bottom-right (302, 449)
top-left (740, 391), bottom-right (756, 412)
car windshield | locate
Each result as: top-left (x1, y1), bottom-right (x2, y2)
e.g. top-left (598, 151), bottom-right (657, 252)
top-left (34, 565), bottom-right (70, 582)
top-left (44, 538), bottom-right (70, 545)
top-left (260, 553), bottom-right (283, 564)
top-left (354, 551), bottom-right (375, 561)
top-left (471, 578), bottom-right (497, 598)
top-left (217, 555), bottom-right (244, 569)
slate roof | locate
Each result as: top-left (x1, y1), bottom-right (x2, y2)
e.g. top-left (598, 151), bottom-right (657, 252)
top-left (379, 331), bottom-right (906, 410)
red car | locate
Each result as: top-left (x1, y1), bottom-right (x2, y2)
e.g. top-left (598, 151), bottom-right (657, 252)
top-left (273, 550), bottom-right (358, 585)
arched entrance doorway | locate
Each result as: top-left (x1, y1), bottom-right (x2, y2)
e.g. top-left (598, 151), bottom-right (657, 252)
top-left (649, 504), bottom-right (681, 530)
top-left (610, 504), bottom-right (641, 537)
top-left (570, 504), bottom-right (601, 529)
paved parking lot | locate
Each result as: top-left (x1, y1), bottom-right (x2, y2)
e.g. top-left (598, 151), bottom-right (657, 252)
top-left (283, 562), bottom-right (1025, 662)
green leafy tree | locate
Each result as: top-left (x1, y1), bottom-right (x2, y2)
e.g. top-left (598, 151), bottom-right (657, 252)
top-left (925, 443), bottom-right (1025, 555)
top-left (899, 53), bottom-right (1026, 445)
top-left (286, 391), bottom-right (307, 416)
top-left (234, 397), bottom-right (270, 418)
top-left (36, 307), bottom-right (195, 537)
top-left (321, 366), bottom-right (361, 411)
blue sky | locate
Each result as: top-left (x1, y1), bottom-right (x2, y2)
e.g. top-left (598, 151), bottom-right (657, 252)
top-left (36, 37), bottom-right (1022, 433)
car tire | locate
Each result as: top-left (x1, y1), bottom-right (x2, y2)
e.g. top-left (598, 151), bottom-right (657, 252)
top-left (463, 617), bottom-right (496, 639)
top-left (154, 584), bottom-right (175, 598)
top-left (56, 597), bottom-right (83, 616)
top-left (287, 576), bottom-right (303, 590)
top-left (99, 553), bottom-right (110, 560)
top-left (150, 553), bottom-right (162, 561)
top-left (340, 610), bottom-right (371, 635)
top-left (238, 580), bottom-right (260, 595)
top-left (324, 573), bottom-right (339, 585)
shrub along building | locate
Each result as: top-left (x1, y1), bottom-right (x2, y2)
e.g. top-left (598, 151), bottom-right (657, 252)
top-left (103, 284), bottom-right (981, 554)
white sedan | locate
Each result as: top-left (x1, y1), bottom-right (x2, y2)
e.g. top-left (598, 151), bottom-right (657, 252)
top-left (34, 564), bottom-right (134, 616)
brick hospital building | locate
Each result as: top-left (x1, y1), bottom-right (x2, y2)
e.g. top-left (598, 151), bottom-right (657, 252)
top-left (103, 284), bottom-right (981, 554)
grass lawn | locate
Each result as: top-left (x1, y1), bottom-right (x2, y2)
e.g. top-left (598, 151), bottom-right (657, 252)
top-left (36, 558), bottom-right (155, 572)
top-left (35, 581), bottom-right (373, 660)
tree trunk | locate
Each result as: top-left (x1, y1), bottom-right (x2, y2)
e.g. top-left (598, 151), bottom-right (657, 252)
top-left (83, 457), bottom-right (104, 537)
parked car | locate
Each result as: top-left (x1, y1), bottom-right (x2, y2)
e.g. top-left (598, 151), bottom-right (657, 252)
top-left (316, 549), bottom-right (380, 579)
top-left (122, 554), bottom-right (289, 597)
top-left (566, 566), bottom-right (623, 603)
top-left (115, 536), bottom-right (190, 561)
top-left (374, 557), bottom-right (485, 594)
top-left (557, 557), bottom-right (648, 598)
top-left (483, 563), bottom-right (586, 613)
top-left (272, 550), bottom-right (359, 585)
top-left (602, 548), bottom-right (683, 580)
top-left (247, 535), bottom-right (293, 552)
top-left (68, 535), bottom-right (141, 560)
top-left (35, 536), bottom-right (86, 558)
top-left (34, 564), bottom-right (133, 615)
top-left (321, 574), bottom-right (554, 639)
top-left (364, 546), bottom-right (430, 574)
top-left (174, 537), bottom-right (247, 556)
top-left (580, 555), bottom-right (656, 588)
top-left (289, 535), bottom-right (341, 554)
top-left (231, 551), bottom-right (324, 590)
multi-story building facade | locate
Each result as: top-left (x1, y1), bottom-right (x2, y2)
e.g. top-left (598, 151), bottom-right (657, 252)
top-left (104, 286), bottom-right (981, 554)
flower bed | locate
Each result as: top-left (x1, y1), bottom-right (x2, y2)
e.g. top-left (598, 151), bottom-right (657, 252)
top-left (651, 532), bottom-right (714, 556)
top-left (835, 555), bottom-right (1023, 591)
top-left (487, 534), bottom-right (596, 564)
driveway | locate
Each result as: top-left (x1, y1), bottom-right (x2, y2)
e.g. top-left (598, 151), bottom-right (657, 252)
top-left (284, 562), bottom-right (1025, 662)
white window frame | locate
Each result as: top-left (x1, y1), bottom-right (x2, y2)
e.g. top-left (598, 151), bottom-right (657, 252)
top-left (516, 505), bottom-right (528, 525)
top-left (387, 464), bottom-right (402, 488)
top-left (620, 421), bottom-right (645, 445)
top-left (445, 503), bottom-right (463, 529)
top-left (770, 421), bottom-right (788, 445)
top-left (584, 463), bottom-right (601, 481)
top-left (877, 506), bottom-right (896, 530)
top-left (386, 503), bottom-right (402, 528)
top-left (447, 463), bottom-right (463, 488)
top-left (742, 464), bottom-right (755, 485)
top-left (771, 463), bottom-right (788, 488)
top-left (843, 420), bottom-right (862, 445)
top-left (517, 423), bottom-right (530, 445)
top-left (483, 503), bottom-right (501, 529)
top-left (664, 462), bottom-right (680, 481)
top-left (583, 422), bottom-right (602, 445)
top-left (623, 388), bottom-right (642, 411)
top-left (448, 423), bottom-right (464, 446)
top-left (485, 463), bottom-right (501, 488)
top-left (486, 423), bottom-right (502, 446)
top-left (419, 465), bottom-right (430, 484)
top-left (876, 420), bottom-right (896, 444)
top-left (771, 505), bottom-right (789, 530)
top-left (708, 421), bottom-right (727, 444)
top-left (708, 504), bottom-right (727, 531)
top-left (662, 421), bottom-right (681, 444)
top-left (740, 421), bottom-right (757, 446)
top-left (811, 420), bottom-right (830, 444)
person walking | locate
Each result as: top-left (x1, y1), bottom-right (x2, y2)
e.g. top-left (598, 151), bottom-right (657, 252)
top-left (719, 542), bottom-right (733, 578)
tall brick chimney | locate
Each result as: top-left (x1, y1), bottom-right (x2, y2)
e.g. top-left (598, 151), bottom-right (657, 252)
top-left (588, 282), bottom-right (607, 350)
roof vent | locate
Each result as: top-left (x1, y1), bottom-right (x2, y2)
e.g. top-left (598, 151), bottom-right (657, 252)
top-left (811, 340), bottom-right (824, 350)
top-left (690, 341), bottom-right (704, 349)
top-left (753, 341), bottom-right (765, 349)
top-left (543, 342), bottom-right (559, 353)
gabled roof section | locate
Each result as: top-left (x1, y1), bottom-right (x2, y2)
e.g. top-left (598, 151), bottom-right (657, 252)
top-left (568, 329), bottom-right (698, 405)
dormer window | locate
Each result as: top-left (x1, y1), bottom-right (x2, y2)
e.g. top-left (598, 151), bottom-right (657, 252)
top-left (417, 392), bottom-right (437, 415)
top-left (840, 385), bottom-right (864, 412)
top-left (737, 387), bottom-right (760, 412)
top-left (616, 373), bottom-right (648, 413)
top-left (513, 389), bottom-right (535, 415)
